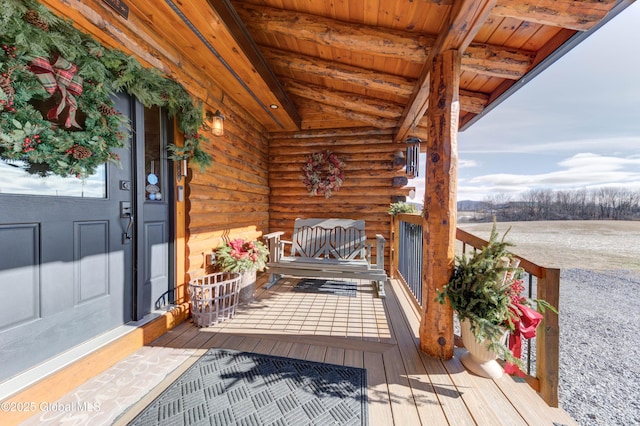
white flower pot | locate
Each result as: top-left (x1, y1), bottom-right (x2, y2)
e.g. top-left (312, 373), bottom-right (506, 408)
top-left (459, 318), bottom-right (505, 379)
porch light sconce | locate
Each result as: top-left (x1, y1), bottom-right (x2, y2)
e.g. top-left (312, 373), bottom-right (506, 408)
top-left (206, 110), bottom-right (225, 136)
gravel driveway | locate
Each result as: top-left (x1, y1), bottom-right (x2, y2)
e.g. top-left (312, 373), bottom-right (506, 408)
top-left (559, 268), bottom-right (639, 425)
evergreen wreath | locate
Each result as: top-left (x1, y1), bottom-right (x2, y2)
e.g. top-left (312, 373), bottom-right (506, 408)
top-left (302, 150), bottom-right (345, 198)
top-left (0, 0), bottom-right (212, 179)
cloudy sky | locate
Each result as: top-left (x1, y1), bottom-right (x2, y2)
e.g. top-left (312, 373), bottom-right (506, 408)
top-left (413, 1), bottom-right (640, 202)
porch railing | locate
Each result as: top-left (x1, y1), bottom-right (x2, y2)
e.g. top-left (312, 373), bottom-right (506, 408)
top-left (393, 213), bottom-right (424, 306)
top-left (390, 214), bottom-right (560, 407)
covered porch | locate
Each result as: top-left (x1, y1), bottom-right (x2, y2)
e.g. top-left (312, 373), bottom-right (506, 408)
top-left (0, 0), bottom-right (632, 423)
top-left (19, 275), bottom-right (575, 425)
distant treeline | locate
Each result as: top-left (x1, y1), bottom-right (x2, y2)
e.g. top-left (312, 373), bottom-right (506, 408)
top-left (459, 188), bottom-right (640, 222)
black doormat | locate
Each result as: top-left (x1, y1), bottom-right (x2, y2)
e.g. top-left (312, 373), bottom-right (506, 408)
top-left (128, 348), bottom-right (368, 426)
top-left (292, 278), bottom-right (357, 297)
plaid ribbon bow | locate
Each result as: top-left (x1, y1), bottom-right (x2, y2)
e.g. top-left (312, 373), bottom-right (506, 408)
top-left (30, 55), bottom-right (83, 129)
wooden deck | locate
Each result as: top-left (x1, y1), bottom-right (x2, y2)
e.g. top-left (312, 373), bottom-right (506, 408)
top-left (20, 275), bottom-right (576, 425)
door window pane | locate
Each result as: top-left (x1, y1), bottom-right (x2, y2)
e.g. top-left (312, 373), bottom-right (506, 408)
top-left (0, 160), bottom-right (106, 198)
top-left (144, 106), bottom-right (163, 201)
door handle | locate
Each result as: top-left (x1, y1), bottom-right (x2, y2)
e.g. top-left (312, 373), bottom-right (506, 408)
top-left (120, 201), bottom-right (133, 244)
top-left (124, 213), bottom-right (134, 241)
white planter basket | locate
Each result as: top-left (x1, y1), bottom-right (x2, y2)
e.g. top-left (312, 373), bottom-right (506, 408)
top-left (188, 272), bottom-right (241, 327)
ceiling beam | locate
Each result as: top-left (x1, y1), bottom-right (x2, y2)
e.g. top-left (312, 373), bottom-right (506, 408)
top-left (284, 78), bottom-right (490, 129)
top-left (265, 47), bottom-right (489, 114)
top-left (233, 2), bottom-right (430, 59)
top-left (298, 100), bottom-right (398, 129)
top-left (460, 89), bottom-right (489, 114)
top-left (493, 0), bottom-right (618, 31)
top-left (462, 44), bottom-right (535, 79)
top-left (262, 47), bottom-right (415, 98)
top-left (283, 79), bottom-right (402, 119)
top-left (233, 2), bottom-right (534, 80)
top-left (394, 0), bottom-right (497, 142)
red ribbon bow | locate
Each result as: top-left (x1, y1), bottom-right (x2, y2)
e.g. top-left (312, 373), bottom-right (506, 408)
top-left (504, 303), bottom-right (543, 377)
top-left (30, 55), bottom-right (83, 129)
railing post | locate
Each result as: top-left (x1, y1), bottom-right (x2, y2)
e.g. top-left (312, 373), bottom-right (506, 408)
top-left (536, 267), bottom-right (560, 407)
top-left (390, 215), bottom-right (399, 278)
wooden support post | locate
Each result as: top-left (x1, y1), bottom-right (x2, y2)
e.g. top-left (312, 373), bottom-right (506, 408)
top-left (536, 267), bottom-right (561, 407)
top-left (419, 50), bottom-right (460, 359)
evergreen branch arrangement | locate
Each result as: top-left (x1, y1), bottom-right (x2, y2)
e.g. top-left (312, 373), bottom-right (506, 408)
top-left (436, 223), bottom-right (556, 371)
top-left (387, 201), bottom-right (417, 215)
top-left (0, 0), bottom-right (211, 178)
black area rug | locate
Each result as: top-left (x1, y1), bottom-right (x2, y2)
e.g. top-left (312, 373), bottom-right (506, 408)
top-left (129, 348), bottom-right (367, 426)
top-left (292, 278), bottom-right (358, 297)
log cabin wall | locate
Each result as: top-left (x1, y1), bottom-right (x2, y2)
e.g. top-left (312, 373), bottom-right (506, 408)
top-left (268, 128), bottom-right (414, 268)
top-left (185, 100), bottom-right (271, 281)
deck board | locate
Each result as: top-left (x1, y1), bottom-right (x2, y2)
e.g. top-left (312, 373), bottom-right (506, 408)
top-left (364, 351), bottom-right (396, 426)
top-left (306, 344), bottom-right (328, 362)
top-left (325, 346), bottom-right (346, 365)
top-left (383, 275), bottom-right (449, 424)
top-left (252, 337), bottom-right (278, 355)
top-left (344, 349), bottom-right (364, 369)
top-left (390, 278), bottom-right (476, 425)
top-left (16, 276), bottom-right (577, 426)
top-left (493, 371), bottom-right (577, 425)
top-left (382, 346), bottom-right (424, 425)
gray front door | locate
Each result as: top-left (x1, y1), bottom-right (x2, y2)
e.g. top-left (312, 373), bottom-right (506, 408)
top-left (0, 94), bottom-right (134, 381)
top-left (0, 95), bottom-right (174, 381)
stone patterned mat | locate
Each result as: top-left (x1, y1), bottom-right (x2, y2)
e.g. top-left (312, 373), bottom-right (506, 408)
top-left (129, 348), bottom-right (367, 425)
top-left (292, 278), bottom-right (357, 297)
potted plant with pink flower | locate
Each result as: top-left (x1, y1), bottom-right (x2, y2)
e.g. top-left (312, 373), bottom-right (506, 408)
top-left (214, 238), bottom-right (269, 303)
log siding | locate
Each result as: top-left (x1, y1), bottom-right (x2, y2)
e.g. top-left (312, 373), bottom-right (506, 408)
top-left (268, 129), bottom-right (415, 269)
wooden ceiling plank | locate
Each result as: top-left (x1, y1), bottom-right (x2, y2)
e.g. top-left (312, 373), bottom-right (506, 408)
top-left (493, 0), bottom-right (618, 31)
top-left (503, 20), bottom-right (546, 49)
top-left (520, 25), bottom-right (566, 51)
